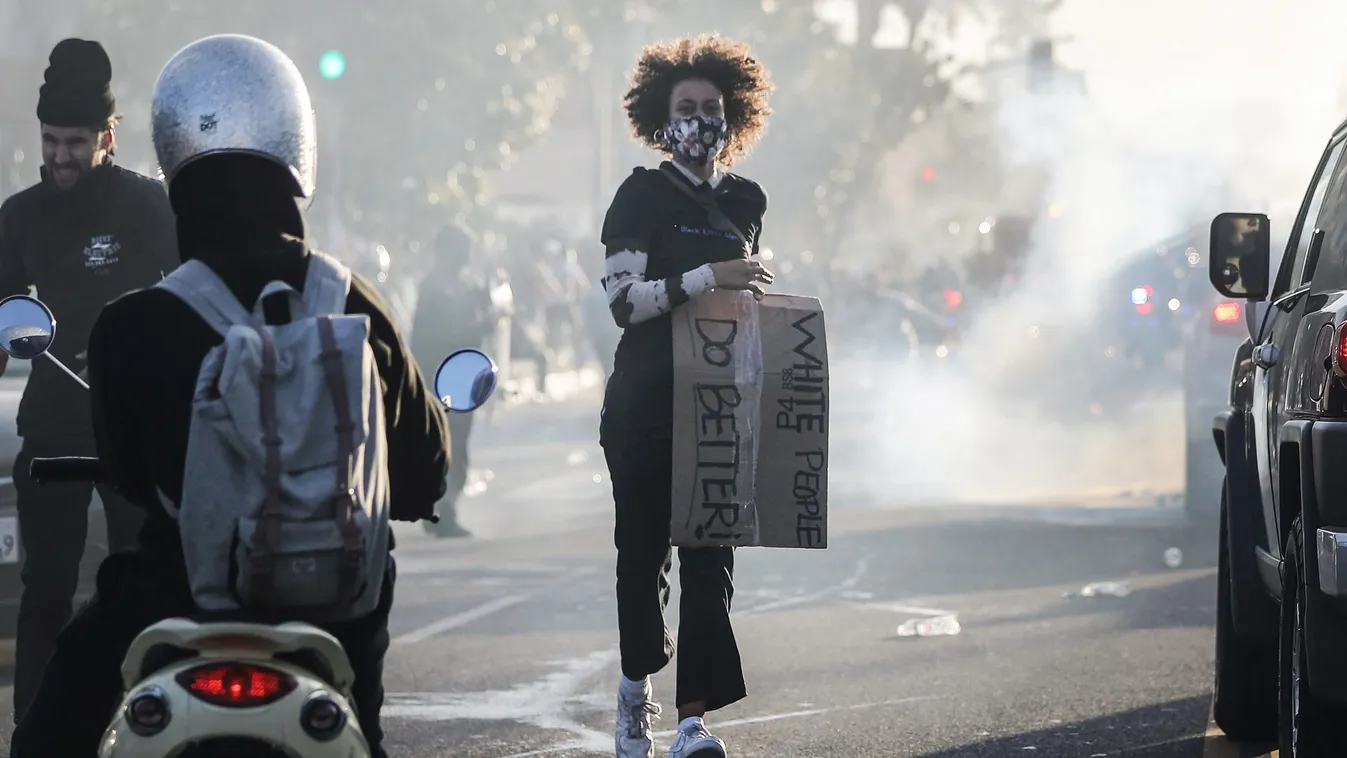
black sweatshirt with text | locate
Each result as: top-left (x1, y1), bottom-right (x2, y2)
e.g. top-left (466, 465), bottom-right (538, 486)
top-left (0, 165), bottom-right (179, 439)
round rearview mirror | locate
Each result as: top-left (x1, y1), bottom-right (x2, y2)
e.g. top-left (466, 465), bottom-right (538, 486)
top-left (434, 349), bottom-right (499, 413)
top-left (0, 295), bottom-right (55, 360)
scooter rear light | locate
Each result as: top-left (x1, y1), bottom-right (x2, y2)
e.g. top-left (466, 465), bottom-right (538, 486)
top-left (175, 663), bottom-right (297, 708)
top-left (125, 686), bottom-right (172, 736)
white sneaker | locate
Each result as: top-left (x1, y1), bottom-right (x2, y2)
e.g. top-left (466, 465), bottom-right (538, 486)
top-left (667, 717), bottom-right (726, 758)
top-left (616, 678), bottom-right (661, 758)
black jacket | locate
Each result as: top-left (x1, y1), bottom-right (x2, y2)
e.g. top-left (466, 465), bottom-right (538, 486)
top-left (87, 238), bottom-right (452, 575)
top-left (0, 164), bottom-right (179, 439)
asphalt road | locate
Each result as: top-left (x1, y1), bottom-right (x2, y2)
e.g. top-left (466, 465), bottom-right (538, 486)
top-left (0, 384), bottom-right (1283, 757)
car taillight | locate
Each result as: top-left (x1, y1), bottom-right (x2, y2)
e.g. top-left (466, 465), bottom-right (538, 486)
top-left (1336, 323), bottom-right (1347, 376)
top-left (1213, 302), bottom-right (1241, 324)
top-left (175, 663), bottom-right (297, 708)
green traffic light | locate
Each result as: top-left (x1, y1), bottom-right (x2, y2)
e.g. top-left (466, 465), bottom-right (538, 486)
top-left (319, 50), bottom-right (346, 80)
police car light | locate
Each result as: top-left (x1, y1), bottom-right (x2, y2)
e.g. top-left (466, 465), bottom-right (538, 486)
top-left (1131, 285), bottom-right (1152, 305)
top-left (1213, 302), bottom-right (1241, 323)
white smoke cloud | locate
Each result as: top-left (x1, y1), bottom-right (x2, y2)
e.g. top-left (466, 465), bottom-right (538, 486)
top-left (832, 0), bottom-right (1341, 505)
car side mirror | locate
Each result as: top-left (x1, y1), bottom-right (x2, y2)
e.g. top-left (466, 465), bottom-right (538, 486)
top-left (1209, 212), bottom-right (1270, 301)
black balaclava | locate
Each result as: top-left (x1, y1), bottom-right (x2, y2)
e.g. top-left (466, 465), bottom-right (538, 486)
top-left (36, 39), bottom-right (116, 128)
top-left (168, 154), bottom-right (310, 311)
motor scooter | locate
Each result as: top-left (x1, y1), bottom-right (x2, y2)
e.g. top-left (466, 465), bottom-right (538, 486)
top-left (0, 293), bottom-right (499, 757)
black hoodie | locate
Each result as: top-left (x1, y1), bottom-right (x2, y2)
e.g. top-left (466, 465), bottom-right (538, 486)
top-left (0, 164), bottom-right (179, 439)
top-left (85, 158), bottom-right (451, 572)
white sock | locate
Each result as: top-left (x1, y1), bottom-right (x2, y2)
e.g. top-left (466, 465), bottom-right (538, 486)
top-left (679, 716), bottom-right (704, 733)
top-left (619, 675), bottom-right (649, 699)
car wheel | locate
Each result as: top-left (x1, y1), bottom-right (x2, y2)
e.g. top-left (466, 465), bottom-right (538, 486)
top-left (1279, 517), bottom-right (1347, 756)
top-left (1213, 483), bottom-right (1278, 740)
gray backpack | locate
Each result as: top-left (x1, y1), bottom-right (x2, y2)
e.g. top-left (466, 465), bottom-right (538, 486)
top-left (155, 251), bottom-right (390, 622)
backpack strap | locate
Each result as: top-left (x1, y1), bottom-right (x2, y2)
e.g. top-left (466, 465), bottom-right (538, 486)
top-left (657, 163), bottom-right (750, 245)
top-left (248, 324), bottom-right (285, 609)
top-left (301, 251), bottom-right (354, 317)
top-left (156, 260), bottom-right (254, 336)
top-left (157, 253), bottom-right (353, 334)
top-left (316, 315), bottom-right (365, 608)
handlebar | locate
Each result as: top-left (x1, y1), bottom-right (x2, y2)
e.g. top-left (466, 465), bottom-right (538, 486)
top-left (29, 457), bottom-right (108, 484)
top-left (25, 457), bottom-right (443, 523)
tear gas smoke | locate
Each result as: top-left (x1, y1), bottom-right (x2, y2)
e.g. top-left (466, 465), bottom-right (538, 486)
top-left (832, 0), bottom-right (1339, 506)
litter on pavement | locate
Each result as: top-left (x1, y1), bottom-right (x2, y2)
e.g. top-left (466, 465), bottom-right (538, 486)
top-left (1063, 581), bottom-right (1132, 599)
top-left (896, 614), bottom-right (962, 637)
top-left (1163, 547), bottom-right (1183, 568)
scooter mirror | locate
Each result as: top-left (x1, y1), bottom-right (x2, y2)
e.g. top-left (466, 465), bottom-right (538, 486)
top-left (435, 349), bottom-right (499, 413)
top-left (0, 295), bottom-right (55, 360)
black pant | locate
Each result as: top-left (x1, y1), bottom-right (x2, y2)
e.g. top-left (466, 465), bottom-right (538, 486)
top-left (439, 411), bottom-right (474, 521)
top-left (12, 437), bottom-right (144, 722)
top-left (606, 436), bottom-right (746, 712)
top-left (10, 551), bottom-right (396, 758)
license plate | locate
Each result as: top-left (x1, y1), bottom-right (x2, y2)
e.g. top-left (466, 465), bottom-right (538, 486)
top-left (0, 516), bottom-right (17, 564)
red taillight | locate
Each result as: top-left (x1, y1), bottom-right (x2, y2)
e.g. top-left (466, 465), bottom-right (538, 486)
top-left (1336, 324), bottom-right (1347, 376)
top-left (1213, 302), bottom-right (1241, 323)
top-left (942, 289), bottom-right (962, 309)
top-left (175, 664), bottom-right (296, 707)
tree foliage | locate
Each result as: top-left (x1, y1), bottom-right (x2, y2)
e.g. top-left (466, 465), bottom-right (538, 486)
top-left (70, 0), bottom-right (593, 250)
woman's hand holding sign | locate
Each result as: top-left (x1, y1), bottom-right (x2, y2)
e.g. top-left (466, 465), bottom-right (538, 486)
top-left (710, 258), bottom-right (775, 299)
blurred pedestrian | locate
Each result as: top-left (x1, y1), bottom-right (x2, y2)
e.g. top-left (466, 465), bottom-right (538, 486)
top-left (410, 221), bottom-right (494, 538)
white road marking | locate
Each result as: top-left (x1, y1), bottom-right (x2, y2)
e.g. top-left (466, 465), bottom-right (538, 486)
top-left (385, 650), bottom-right (618, 755)
top-left (392, 594), bottom-right (533, 646)
top-left (392, 566), bottom-right (597, 644)
top-left (735, 556), bottom-right (871, 617)
top-left (384, 556), bottom-right (898, 756)
top-left (652, 695), bottom-right (938, 736)
top-left (853, 601), bottom-right (958, 617)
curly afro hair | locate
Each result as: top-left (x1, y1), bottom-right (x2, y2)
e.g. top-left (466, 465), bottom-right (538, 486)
top-left (623, 34), bottom-right (773, 167)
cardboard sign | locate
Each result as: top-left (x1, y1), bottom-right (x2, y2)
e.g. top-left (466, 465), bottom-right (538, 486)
top-left (670, 290), bottom-right (828, 549)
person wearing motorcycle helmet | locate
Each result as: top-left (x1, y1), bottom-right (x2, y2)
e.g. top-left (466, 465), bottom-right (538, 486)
top-left (9, 34), bottom-right (451, 758)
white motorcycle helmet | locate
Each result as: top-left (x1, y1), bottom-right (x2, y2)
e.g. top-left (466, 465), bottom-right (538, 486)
top-left (150, 34), bottom-right (317, 204)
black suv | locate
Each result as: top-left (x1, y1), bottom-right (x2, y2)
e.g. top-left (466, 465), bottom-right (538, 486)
top-left (1207, 123), bottom-right (1347, 755)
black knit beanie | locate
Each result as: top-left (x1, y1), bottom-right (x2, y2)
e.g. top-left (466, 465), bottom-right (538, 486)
top-left (36, 38), bottom-right (116, 128)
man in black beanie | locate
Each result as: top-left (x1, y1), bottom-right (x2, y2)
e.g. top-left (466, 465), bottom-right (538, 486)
top-left (0, 37), bottom-right (179, 723)
top-left (411, 222), bottom-right (497, 538)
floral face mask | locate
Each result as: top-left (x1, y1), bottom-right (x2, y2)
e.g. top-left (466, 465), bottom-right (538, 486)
top-left (666, 114), bottom-right (728, 167)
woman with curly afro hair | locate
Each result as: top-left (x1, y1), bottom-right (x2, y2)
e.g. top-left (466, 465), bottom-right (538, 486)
top-left (597, 33), bottom-right (774, 758)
